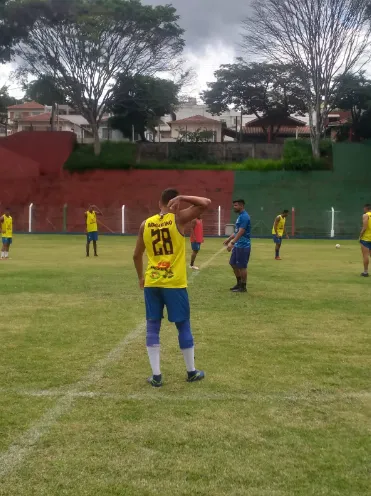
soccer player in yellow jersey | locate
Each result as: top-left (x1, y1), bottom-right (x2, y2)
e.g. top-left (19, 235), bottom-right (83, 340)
top-left (359, 203), bottom-right (371, 277)
top-left (272, 209), bottom-right (289, 260)
top-left (133, 188), bottom-right (211, 387)
top-left (84, 204), bottom-right (102, 257)
top-left (0, 207), bottom-right (13, 260)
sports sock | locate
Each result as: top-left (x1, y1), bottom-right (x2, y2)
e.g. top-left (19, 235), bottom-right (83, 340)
top-left (182, 348), bottom-right (196, 373)
top-left (1, 252), bottom-right (3, 258)
top-left (176, 321), bottom-right (195, 372)
top-left (147, 346), bottom-right (161, 376)
top-left (275, 249), bottom-right (279, 257)
top-left (236, 276), bottom-right (241, 285)
top-left (146, 320), bottom-right (161, 375)
top-left (5, 252), bottom-right (9, 258)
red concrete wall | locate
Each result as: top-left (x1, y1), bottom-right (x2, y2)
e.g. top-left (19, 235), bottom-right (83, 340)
top-left (0, 146), bottom-right (40, 178)
top-left (0, 133), bottom-right (235, 233)
top-left (1, 131), bottom-right (76, 175)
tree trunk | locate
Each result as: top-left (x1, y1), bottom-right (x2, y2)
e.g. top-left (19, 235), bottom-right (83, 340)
top-left (309, 105), bottom-right (321, 158)
top-left (91, 121), bottom-right (101, 156)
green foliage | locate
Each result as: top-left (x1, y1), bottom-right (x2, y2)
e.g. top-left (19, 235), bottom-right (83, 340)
top-left (64, 142), bottom-right (328, 172)
top-left (110, 74), bottom-right (180, 141)
top-left (24, 75), bottom-right (67, 106)
top-left (177, 128), bottom-right (215, 143)
top-left (0, 85), bottom-right (18, 128)
top-left (283, 139), bottom-right (331, 171)
top-left (64, 142), bottom-right (136, 171)
top-left (202, 60), bottom-right (307, 136)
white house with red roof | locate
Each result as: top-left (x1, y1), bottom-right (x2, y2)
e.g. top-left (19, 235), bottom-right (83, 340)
top-left (6, 101), bottom-right (124, 141)
top-left (166, 115), bottom-right (222, 142)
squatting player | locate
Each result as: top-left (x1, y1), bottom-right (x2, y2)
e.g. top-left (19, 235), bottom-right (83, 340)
top-left (224, 199), bottom-right (251, 293)
top-left (360, 203), bottom-right (371, 277)
top-left (85, 204), bottom-right (102, 257)
top-left (133, 188), bottom-right (211, 387)
top-left (0, 207), bottom-right (13, 260)
top-left (272, 210), bottom-right (289, 260)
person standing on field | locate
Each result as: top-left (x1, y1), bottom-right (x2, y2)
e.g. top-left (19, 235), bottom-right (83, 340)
top-left (272, 210), bottom-right (289, 260)
top-left (133, 188), bottom-right (211, 387)
top-left (359, 203), bottom-right (371, 277)
top-left (189, 215), bottom-right (204, 270)
top-left (224, 199), bottom-right (251, 293)
top-left (85, 204), bottom-right (102, 257)
top-left (0, 207), bottom-right (13, 260)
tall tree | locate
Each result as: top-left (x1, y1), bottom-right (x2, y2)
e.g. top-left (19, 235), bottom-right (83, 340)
top-left (13, 0), bottom-right (184, 154)
top-left (334, 72), bottom-right (371, 126)
top-left (23, 75), bottom-right (67, 106)
top-left (243, 0), bottom-right (371, 157)
top-left (202, 61), bottom-right (307, 138)
top-left (110, 74), bottom-right (180, 141)
top-left (0, 85), bottom-right (17, 133)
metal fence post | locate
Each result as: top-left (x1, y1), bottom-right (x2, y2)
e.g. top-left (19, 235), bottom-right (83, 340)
top-left (121, 205), bottom-right (125, 234)
top-left (218, 206), bottom-right (221, 236)
top-left (63, 204), bottom-right (68, 233)
top-left (28, 203), bottom-right (34, 233)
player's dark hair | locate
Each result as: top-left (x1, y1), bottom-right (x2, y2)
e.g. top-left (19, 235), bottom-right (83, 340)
top-left (161, 188), bottom-right (179, 206)
top-left (283, 209), bottom-right (289, 214)
top-left (364, 203), bottom-right (371, 210)
top-left (233, 199), bottom-right (245, 205)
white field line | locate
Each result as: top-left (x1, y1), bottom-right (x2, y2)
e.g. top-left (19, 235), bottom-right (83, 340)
top-left (1, 388), bottom-right (370, 402)
top-left (0, 247), bottom-right (224, 480)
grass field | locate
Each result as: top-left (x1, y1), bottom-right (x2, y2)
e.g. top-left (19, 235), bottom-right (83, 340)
top-left (0, 235), bottom-right (370, 496)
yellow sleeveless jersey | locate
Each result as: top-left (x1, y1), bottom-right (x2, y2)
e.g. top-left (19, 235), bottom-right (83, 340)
top-left (272, 215), bottom-right (286, 236)
top-left (86, 211), bottom-right (98, 232)
top-left (143, 212), bottom-right (187, 288)
top-left (1, 215), bottom-right (13, 238)
top-left (361, 211), bottom-right (371, 242)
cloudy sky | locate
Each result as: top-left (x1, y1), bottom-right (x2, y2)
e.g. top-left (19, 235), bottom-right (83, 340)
top-left (147, 0), bottom-right (251, 95)
top-left (1, 0), bottom-right (251, 97)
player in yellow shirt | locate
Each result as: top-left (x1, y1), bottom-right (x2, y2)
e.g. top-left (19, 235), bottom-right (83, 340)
top-left (359, 203), bottom-right (371, 277)
top-left (84, 205), bottom-right (102, 257)
top-left (272, 210), bottom-right (289, 260)
top-left (0, 207), bottom-right (13, 260)
top-left (133, 188), bottom-right (211, 387)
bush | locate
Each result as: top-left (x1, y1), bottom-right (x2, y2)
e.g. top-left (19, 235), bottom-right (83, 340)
top-left (64, 141), bottom-right (136, 171)
top-left (283, 138), bottom-right (332, 171)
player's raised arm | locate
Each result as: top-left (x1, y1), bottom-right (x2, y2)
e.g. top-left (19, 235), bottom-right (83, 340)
top-left (92, 205), bottom-right (103, 216)
top-left (169, 195), bottom-right (211, 228)
top-left (133, 221), bottom-right (146, 289)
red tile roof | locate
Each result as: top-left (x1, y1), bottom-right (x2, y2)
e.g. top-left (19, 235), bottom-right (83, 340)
top-left (7, 101), bottom-right (45, 110)
top-left (19, 113), bottom-right (52, 122)
top-left (245, 116), bottom-right (307, 128)
top-left (169, 114), bottom-right (221, 125)
top-left (242, 126), bottom-right (311, 135)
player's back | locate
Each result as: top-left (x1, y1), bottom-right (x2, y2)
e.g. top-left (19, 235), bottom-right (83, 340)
top-left (1, 215), bottom-right (12, 236)
top-left (143, 212), bottom-right (187, 288)
top-left (272, 215), bottom-right (285, 235)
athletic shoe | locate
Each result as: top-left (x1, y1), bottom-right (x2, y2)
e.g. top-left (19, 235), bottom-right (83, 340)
top-left (275, 256), bottom-right (282, 260)
top-left (232, 287), bottom-right (247, 293)
top-left (147, 375), bottom-right (163, 387)
top-left (230, 284), bottom-right (240, 291)
top-left (187, 370), bottom-right (205, 382)
top-left (361, 272), bottom-right (369, 277)
top-left (190, 265), bottom-right (200, 270)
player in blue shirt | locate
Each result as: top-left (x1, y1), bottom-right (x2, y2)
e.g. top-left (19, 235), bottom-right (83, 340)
top-left (223, 199), bottom-right (251, 293)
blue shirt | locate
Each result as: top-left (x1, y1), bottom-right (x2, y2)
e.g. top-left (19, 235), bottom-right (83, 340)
top-left (234, 210), bottom-right (251, 248)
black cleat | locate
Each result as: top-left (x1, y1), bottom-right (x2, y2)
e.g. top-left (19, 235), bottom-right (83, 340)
top-left (230, 284), bottom-right (240, 291)
top-left (232, 287), bottom-right (247, 293)
top-left (361, 272), bottom-right (369, 277)
top-left (147, 375), bottom-right (163, 387)
top-left (187, 370), bottom-right (205, 383)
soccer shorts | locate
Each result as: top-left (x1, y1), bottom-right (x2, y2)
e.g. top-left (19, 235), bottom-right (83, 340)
top-left (2, 237), bottom-right (12, 245)
top-left (87, 231), bottom-right (98, 242)
top-left (229, 247), bottom-right (251, 269)
top-left (191, 242), bottom-right (201, 251)
top-left (273, 235), bottom-right (282, 244)
top-left (360, 240), bottom-right (371, 250)
top-left (144, 287), bottom-right (190, 323)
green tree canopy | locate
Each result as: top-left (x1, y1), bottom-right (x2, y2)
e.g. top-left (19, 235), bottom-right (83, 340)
top-left (11, 0), bottom-right (184, 154)
top-left (202, 60), bottom-right (307, 137)
top-left (109, 74), bottom-right (180, 141)
top-left (23, 75), bottom-right (67, 106)
top-left (0, 85), bottom-right (18, 131)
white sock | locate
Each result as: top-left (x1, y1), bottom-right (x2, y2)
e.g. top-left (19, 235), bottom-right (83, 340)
top-left (147, 346), bottom-right (161, 376)
top-left (5, 252), bottom-right (8, 258)
top-left (0, 252), bottom-right (3, 258)
top-left (182, 347), bottom-right (196, 373)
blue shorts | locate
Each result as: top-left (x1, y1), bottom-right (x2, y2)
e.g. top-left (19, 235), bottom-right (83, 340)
top-left (229, 247), bottom-right (251, 269)
top-left (273, 235), bottom-right (282, 244)
top-left (87, 231), bottom-right (98, 242)
top-left (2, 237), bottom-right (12, 245)
top-left (191, 242), bottom-right (201, 251)
top-left (144, 287), bottom-right (190, 323)
top-left (360, 240), bottom-right (371, 250)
